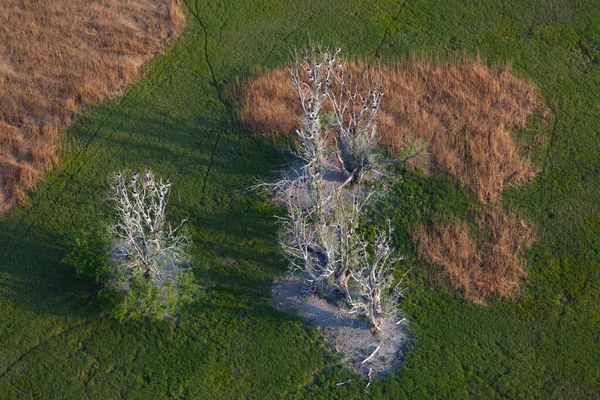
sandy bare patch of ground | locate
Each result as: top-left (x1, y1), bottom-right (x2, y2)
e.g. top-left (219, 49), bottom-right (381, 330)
top-left (272, 277), bottom-right (411, 378)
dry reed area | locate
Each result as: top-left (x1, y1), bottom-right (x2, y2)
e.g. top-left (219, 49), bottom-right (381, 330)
top-left (235, 57), bottom-right (546, 302)
top-left (0, 0), bottom-right (184, 211)
top-left (413, 208), bottom-right (534, 302)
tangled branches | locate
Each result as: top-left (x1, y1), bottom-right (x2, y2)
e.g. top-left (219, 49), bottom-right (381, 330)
top-left (104, 169), bottom-right (194, 320)
top-left (260, 45), bottom-right (409, 330)
top-left (109, 170), bottom-right (189, 286)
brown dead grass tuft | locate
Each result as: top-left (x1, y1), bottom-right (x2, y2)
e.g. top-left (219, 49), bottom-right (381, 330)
top-left (377, 57), bottom-right (547, 203)
top-left (0, 0), bottom-right (184, 212)
top-left (235, 68), bottom-right (301, 136)
top-left (235, 57), bottom-right (548, 203)
top-left (412, 208), bottom-right (534, 303)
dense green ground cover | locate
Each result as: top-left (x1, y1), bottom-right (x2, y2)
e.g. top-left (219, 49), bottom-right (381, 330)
top-left (1, 0), bottom-right (599, 398)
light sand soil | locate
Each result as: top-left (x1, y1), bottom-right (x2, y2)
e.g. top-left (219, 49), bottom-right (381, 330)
top-left (272, 277), bottom-right (411, 377)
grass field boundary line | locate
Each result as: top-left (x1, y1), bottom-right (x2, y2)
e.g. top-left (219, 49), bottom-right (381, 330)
top-left (7, 52), bottom-right (188, 240)
top-left (200, 129), bottom-right (223, 203)
top-left (375, 0), bottom-right (408, 59)
top-left (0, 320), bottom-right (90, 381)
top-left (181, 0), bottom-right (238, 115)
top-left (182, 0), bottom-right (220, 90)
top-left (62, 37), bottom-right (193, 170)
top-left (182, 0), bottom-right (253, 196)
top-left (181, 1), bottom-right (229, 205)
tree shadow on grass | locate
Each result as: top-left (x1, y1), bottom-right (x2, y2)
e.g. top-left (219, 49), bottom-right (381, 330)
top-left (0, 223), bottom-right (97, 318)
top-left (0, 106), bottom-right (289, 319)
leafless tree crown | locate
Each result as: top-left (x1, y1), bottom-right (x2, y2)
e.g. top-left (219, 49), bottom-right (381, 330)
top-left (261, 45), bottom-right (409, 329)
top-left (350, 223), bottom-right (409, 330)
top-left (289, 45), bottom-right (384, 182)
top-left (108, 170), bottom-right (189, 287)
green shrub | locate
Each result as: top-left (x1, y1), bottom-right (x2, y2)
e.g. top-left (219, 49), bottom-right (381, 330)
top-left (99, 272), bottom-right (197, 321)
top-left (63, 230), bottom-right (110, 283)
top-left (63, 225), bottom-right (199, 322)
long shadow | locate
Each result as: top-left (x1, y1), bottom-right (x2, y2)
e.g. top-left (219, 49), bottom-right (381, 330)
top-left (277, 297), bottom-right (368, 330)
top-left (0, 223), bottom-right (95, 318)
top-left (0, 92), bottom-right (288, 320)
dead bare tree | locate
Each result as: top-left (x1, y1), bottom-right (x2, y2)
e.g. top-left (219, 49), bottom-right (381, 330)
top-left (108, 170), bottom-right (189, 287)
top-left (328, 188), bottom-right (373, 295)
top-left (289, 45), bottom-right (383, 183)
top-left (328, 66), bottom-right (383, 181)
top-left (258, 45), bottom-right (408, 331)
top-left (289, 46), bottom-right (339, 177)
top-left (350, 223), bottom-right (408, 331)
top-left (276, 176), bottom-right (335, 292)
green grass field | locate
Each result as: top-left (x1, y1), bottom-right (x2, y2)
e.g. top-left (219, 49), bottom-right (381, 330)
top-left (1, 0), bottom-right (599, 398)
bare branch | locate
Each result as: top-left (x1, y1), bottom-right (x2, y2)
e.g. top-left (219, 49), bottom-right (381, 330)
top-left (361, 346), bottom-right (381, 365)
top-left (348, 221), bottom-right (408, 330)
top-left (327, 64), bottom-right (384, 180)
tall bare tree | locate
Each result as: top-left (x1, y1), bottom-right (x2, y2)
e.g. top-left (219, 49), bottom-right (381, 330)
top-left (109, 170), bottom-right (189, 287)
top-left (289, 45), bottom-right (384, 183)
top-left (261, 45), bottom-right (409, 328)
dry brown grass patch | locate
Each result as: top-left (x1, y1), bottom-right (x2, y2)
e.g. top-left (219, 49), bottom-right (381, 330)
top-left (235, 57), bottom-right (548, 203)
top-left (0, 0), bottom-right (184, 211)
top-left (412, 208), bottom-right (534, 303)
top-left (235, 57), bottom-right (545, 302)
top-left (236, 68), bottom-right (301, 136)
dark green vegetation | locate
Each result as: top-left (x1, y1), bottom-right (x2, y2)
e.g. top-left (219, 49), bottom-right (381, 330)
top-left (1, 0), bottom-right (599, 398)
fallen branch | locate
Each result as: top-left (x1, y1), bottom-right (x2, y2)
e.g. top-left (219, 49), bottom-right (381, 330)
top-left (365, 368), bottom-right (374, 390)
top-left (361, 345), bottom-right (381, 365)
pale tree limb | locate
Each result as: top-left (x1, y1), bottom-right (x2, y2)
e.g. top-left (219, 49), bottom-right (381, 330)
top-left (348, 221), bottom-right (408, 330)
top-left (361, 346), bottom-right (381, 365)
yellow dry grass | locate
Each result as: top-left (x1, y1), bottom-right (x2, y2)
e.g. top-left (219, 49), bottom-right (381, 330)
top-left (0, 0), bottom-right (184, 211)
top-left (235, 57), bottom-right (547, 203)
top-left (412, 208), bottom-right (534, 303)
top-left (235, 56), bottom-right (547, 302)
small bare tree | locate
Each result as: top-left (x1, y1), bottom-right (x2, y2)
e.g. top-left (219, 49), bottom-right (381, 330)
top-left (349, 223), bottom-right (408, 331)
top-left (108, 170), bottom-right (189, 287)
